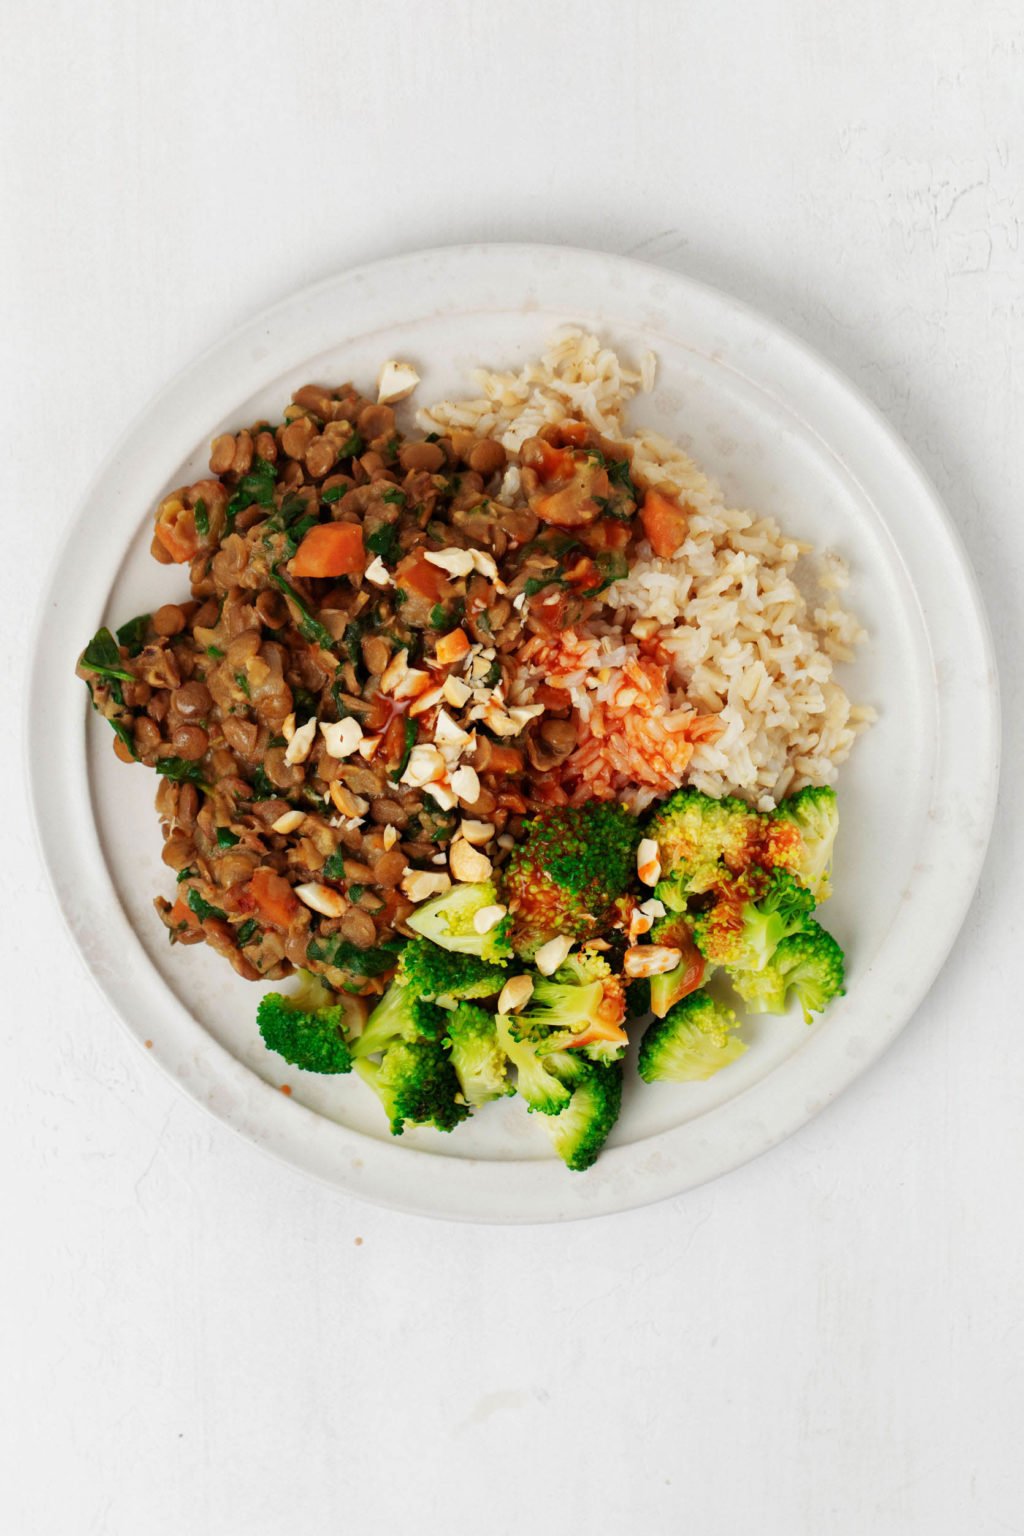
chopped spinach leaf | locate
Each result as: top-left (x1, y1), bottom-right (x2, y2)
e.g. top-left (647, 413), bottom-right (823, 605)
top-left (108, 716), bottom-right (137, 757)
top-left (322, 850), bottom-right (347, 880)
top-left (186, 887), bottom-right (227, 923)
top-left (234, 671), bottom-right (251, 699)
top-left (155, 756), bottom-right (208, 787)
top-left (347, 884), bottom-right (366, 903)
top-left (115, 614), bottom-right (150, 656)
top-left (607, 456), bottom-right (637, 496)
top-left (396, 716), bottom-right (418, 779)
top-left (339, 430), bottom-right (364, 460)
top-left (215, 827), bottom-right (240, 848)
top-left (194, 497), bottom-right (209, 536)
top-left (321, 483), bottom-right (346, 504)
top-left (380, 487), bottom-right (406, 506)
top-left (269, 568), bottom-right (335, 650)
top-left (247, 766), bottom-right (276, 800)
top-left (80, 627), bottom-right (133, 683)
top-left (176, 866), bottom-right (197, 883)
top-left (306, 934), bottom-right (404, 977)
top-left (235, 918), bottom-right (259, 947)
top-left (364, 522), bottom-right (401, 564)
top-left (205, 644), bottom-right (226, 659)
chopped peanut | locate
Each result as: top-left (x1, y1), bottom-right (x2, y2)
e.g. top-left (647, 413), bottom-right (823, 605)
top-left (623, 945), bottom-right (681, 977)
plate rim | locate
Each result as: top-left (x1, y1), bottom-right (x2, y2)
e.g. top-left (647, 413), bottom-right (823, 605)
top-left (26, 242), bottom-right (1001, 1222)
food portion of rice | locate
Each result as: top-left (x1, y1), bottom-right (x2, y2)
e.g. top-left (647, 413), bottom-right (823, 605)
top-left (420, 330), bottom-right (872, 811)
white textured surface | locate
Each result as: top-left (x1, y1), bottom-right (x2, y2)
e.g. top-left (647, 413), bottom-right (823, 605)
top-left (2, 2), bottom-right (1021, 1531)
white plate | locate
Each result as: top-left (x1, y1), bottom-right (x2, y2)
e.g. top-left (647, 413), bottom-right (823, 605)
top-left (28, 245), bottom-right (999, 1222)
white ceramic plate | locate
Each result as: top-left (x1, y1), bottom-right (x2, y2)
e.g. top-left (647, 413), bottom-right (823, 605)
top-left (29, 245), bottom-right (999, 1222)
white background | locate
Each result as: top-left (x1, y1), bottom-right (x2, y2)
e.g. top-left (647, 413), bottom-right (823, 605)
top-left (3, 2), bottom-right (1022, 1532)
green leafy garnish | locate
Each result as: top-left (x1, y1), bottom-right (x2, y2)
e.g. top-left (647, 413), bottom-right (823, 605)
top-left (396, 716), bottom-right (418, 779)
top-left (321, 484), bottom-right (346, 504)
top-left (580, 548), bottom-right (629, 598)
top-left (246, 766), bottom-right (277, 800)
top-left (80, 627), bottom-right (133, 683)
top-left (186, 887), bottom-right (227, 923)
top-left (115, 614), bottom-right (150, 656)
top-left (234, 672), bottom-right (251, 699)
top-left (206, 644), bottom-right (226, 659)
top-left (108, 716), bottom-right (137, 758)
top-left (194, 498), bottom-right (209, 536)
top-left (216, 827), bottom-right (240, 847)
top-left (226, 457), bottom-right (277, 532)
top-left (339, 430), bottom-right (364, 460)
top-left (364, 522), bottom-right (401, 565)
top-left (380, 487), bottom-right (406, 506)
top-left (235, 918), bottom-right (259, 947)
top-left (176, 866), bottom-right (197, 883)
top-left (306, 935), bottom-right (404, 977)
top-left (322, 850), bottom-right (347, 880)
top-left (269, 568), bottom-right (335, 650)
top-left (155, 757), bottom-right (208, 787)
top-left (607, 456), bottom-right (636, 496)
top-left (348, 884), bottom-right (366, 903)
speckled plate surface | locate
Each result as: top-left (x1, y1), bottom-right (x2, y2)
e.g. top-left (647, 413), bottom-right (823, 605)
top-left (27, 245), bottom-right (999, 1221)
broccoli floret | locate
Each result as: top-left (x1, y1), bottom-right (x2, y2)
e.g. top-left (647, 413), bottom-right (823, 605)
top-left (638, 990), bottom-right (747, 1082)
top-left (257, 970), bottom-right (355, 1073)
top-left (495, 1012), bottom-right (572, 1115)
top-left (397, 937), bottom-right (507, 1002)
top-left (772, 786), bottom-right (839, 900)
top-left (355, 1039), bottom-right (469, 1135)
top-left (500, 802), bottom-right (640, 957)
top-left (351, 978), bottom-right (446, 1060)
top-left (690, 867), bottom-right (815, 972)
top-left (625, 976), bottom-right (652, 1018)
top-left (521, 951), bottom-right (629, 1063)
top-left (737, 921), bottom-right (846, 1023)
top-left (406, 881), bottom-right (513, 962)
top-left (539, 1056), bottom-right (624, 1172)
top-left (648, 787), bottom-right (763, 906)
top-left (444, 1003), bottom-right (513, 1107)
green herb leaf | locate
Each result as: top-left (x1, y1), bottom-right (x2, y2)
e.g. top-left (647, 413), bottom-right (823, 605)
top-left (155, 756), bottom-right (208, 786)
top-left (380, 487), bottom-right (406, 506)
top-left (115, 614), bottom-right (150, 656)
top-left (306, 935), bottom-right (404, 977)
top-left (364, 522), bottom-right (401, 564)
top-left (247, 766), bottom-right (276, 800)
top-left (234, 671), bottom-right (251, 699)
top-left (205, 644), bottom-right (226, 659)
top-left (396, 715), bottom-right (418, 780)
top-left (108, 716), bottom-right (137, 757)
top-left (176, 866), bottom-right (197, 883)
top-left (322, 850), bottom-right (347, 880)
top-left (226, 456), bottom-right (278, 532)
top-left (269, 567), bottom-right (335, 650)
top-left (607, 456), bottom-right (637, 496)
top-left (339, 430), bottom-right (364, 460)
top-left (321, 484), bottom-right (346, 504)
top-left (347, 883), bottom-right (366, 903)
top-left (235, 918), bottom-right (259, 947)
top-left (80, 627), bottom-right (133, 683)
top-left (186, 886), bottom-right (227, 923)
top-left (580, 548), bottom-right (629, 598)
top-left (194, 497), bottom-right (209, 536)
top-left (216, 827), bottom-right (240, 847)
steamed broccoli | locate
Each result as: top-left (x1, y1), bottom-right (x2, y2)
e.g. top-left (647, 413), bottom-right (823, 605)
top-left (638, 991), bottom-right (748, 1083)
top-left (772, 786), bottom-right (840, 900)
top-left (648, 787), bottom-right (763, 907)
top-left (351, 978), bottom-right (446, 1060)
top-left (500, 802), bottom-right (640, 957)
top-left (355, 1039), bottom-right (469, 1135)
top-left (257, 970), bottom-right (355, 1073)
top-left (539, 1055), bottom-right (624, 1172)
top-left (406, 881), bottom-right (513, 962)
top-left (521, 951), bottom-right (629, 1063)
top-left (732, 921), bottom-right (845, 1022)
top-left (495, 1012), bottom-right (572, 1115)
top-left (444, 1003), bottom-right (513, 1107)
top-left (690, 867), bottom-right (815, 972)
top-left (398, 936), bottom-right (507, 1002)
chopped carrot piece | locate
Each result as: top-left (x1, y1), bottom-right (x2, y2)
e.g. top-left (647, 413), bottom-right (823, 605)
top-left (641, 489), bottom-right (689, 558)
top-left (290, 522), bottom-right (365, 579)
top-left (482, 744), bottom-right (523, 775)
top-left (435, 627), bottom-right (471, 665)
top-left (567, 1017), bottom-right (630, 1051)
top-left (395, 551), bottom-right (448, 601)
top-left (532, 440), bottom-right (577, 482)
top-left (246, 868), bottom-right (299, 929)
top-left (168, 895), bottom-right (200, 930)
top-left (154, 515), bottom-right (199, 564)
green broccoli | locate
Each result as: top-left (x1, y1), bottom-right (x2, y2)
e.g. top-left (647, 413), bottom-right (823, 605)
top-left (732, 921), bottom-right (846, 1022)
top-left (351, 979), bottom-right (446, 1060)
top-left (690, 867), bottom-right (815, 972)
top-left (772, 786), bottom-right (840, 900)
top-left (444, 1003), bottom-right (513, 1107)
top-left (500, 802), bottom-right (640, 957)
top-left (539, 1055), bottom-right (624, 1172)
top-left (495, 1012), bottom-right (572, 1116)
top-left (355, 1039), bottom-right (469, 1135)
top-left (648, 787), bottom-right (763, 906)
top-left (625, 976), bottom-right (652, 1019)
top-left (638, 990), bottom-right (747, 1083)
top-left (397, 936), bottom-right (507, 1002)
top-left (521, 951), bottom-right (629, 1063)
top-left (406, 881), bottom-right (513, 962)
top-left (256, 970), bottom-right (356, 1073)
